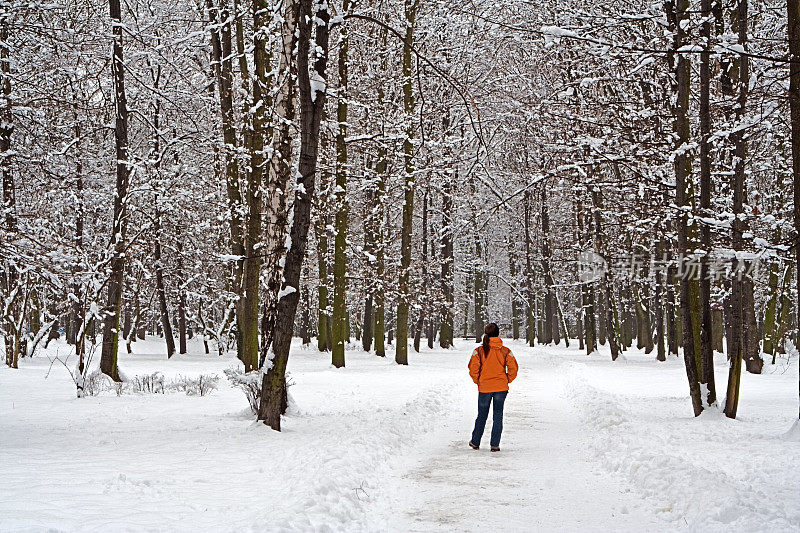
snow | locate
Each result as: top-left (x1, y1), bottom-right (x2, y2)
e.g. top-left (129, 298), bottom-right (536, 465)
top-left (309, 71), bottom-right (326, 102)
top-left (1, 338), bottom-right (797, 531)
top-left (561, 349), bottom-right (800, 531)
top-left (217, 254), bottom-right (244, 262)
top-left (277, 284), bottom-right (297, 300)
top-left (541, 26), bottom-right (579, 39)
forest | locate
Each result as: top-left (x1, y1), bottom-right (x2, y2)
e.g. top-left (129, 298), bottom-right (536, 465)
top-left (4, 0), bottom-right (796, 419)
top-left (1, 0), bottom-right (800, 529)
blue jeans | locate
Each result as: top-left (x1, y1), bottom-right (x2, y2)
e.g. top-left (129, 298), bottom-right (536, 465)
top-left (470, 390), bottom-right (508, 447)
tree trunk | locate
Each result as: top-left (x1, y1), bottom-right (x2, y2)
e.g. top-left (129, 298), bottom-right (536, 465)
top-left (314, 208), bottom-right (331, 352)
top-left (100, 0), bottom-right (131, 381)
top-left (197, 300), bottom-right (211, 354)
top-left (670, 0), bottom-right (703, 415)
top-left (362, 165), bottom-right (376, 353)
top-left (524, 191), bottom-right (535, 347)
top-left (725, 0), bottom-right (754, 418)
top-left (698, 0), bottom-right (717, 405)
top-left (439, 166), bottom-right (454, 349)
top-left (464, 270), bottom-right (472, 339)
top-left (331, 2), bottom-right (350, 368)
top-left (69, 118), bottom-right (84, 349)
top-left (666, 264), bottom-right (678, 355)
top-left (125, 278), bottom-right (139, 353)
top-left (259, 0), bottom-right (326, 430)
top-left (245, 0), bottom-right (292, 372)
top-left (122, 298), bottom-right (132, 341)
top-left (373, 155), bottom-right (387, 357)
top-left (710, 304), bottom-right (723, 353)
top-left (414, 192), bottom-right (429, 353)
top-left (743, 275), bottom-right (760, 374)
top-left (597, 269), bottom-right (607, 346)
top-left (591, 188), bottom-right (619, 360)
top-left (0, 18), bottom-right (13, 235)
top-left (153, 211), bottom-right (175, 358)
top-left (634, 283), bottom-right (654, 354)
top-left (300, 269), bottom-right (312, 346)
top-left (373, 23), bottom-right (389, 357)
top-left (556, 291), bottom-right (570, 348)
top-left (257, 0), bottom-right (301, 363)
top-left (763, 260), bottom-right (780, 357)
top-left (473, 236), bottom-right (485, 343)
top-left (773, 265), bottom-right (793, 362)
top-left (577, 198), bottom-right (597, 354)
top-left (509, 237), bottom-right (520, 341)
top-left (362, 293), bottom-right (373, 351)
top-left (541, 187), bottom-right (558, 344)
top-left (655, 265), bottom-right (666, 361)
top-left (177, 234), bottom-right (187, 355)
top-left (395, 0), bottom-right (419, 366)
top-left (207, 0), bottom-right (245, 362)
top-left (426, 207), bottom-right (436, 352)
top-left (0, 15), bottom-right (19, 367)
top-left (788, 0), bottom-right (800, 420)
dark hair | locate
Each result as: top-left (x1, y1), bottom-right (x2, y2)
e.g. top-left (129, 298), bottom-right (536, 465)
top-left (482, 323), bottom-right (499, 356)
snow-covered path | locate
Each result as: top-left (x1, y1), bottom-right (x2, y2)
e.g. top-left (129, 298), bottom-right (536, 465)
top-left (1, 338), bottom-right (798, 532)
top-left (388, 344), bottom-right (667, 532)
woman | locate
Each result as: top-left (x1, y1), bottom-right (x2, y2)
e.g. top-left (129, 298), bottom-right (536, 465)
top-left (468, 323), bottom-right (519, 452)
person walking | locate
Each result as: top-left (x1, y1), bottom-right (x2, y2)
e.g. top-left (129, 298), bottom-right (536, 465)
top-left (468, 323), bottom-right (518, 452)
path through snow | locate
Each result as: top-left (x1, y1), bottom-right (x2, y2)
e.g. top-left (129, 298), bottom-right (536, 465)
top-left (388, 343), bottom-right (667, 532)
top-left (1, 338), bottom-right (797, 532)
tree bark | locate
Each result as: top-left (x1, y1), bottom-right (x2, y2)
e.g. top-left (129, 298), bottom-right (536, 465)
top-left (763, 260), bottom-right (781, 357)
top-left (523, 191), bottom-right (535, 347)
top-left (257, 0), bottom-right (301, 363)
top-left (373, 151), bottom-right (387, 357)
top-left (69, 112), bottom-right (84, 353)
top-left (300, 266), bottom-right (312, 346)
top-left (314, 205), bottom-right (331, 352)
top-left (177, 246), bottom-right (187, 355)
top-left (258, 0), bottom-right (327, 430)
top-left (0, 18), bottom-right (13, 235)
top-left (773, 265), bottom-right (793, 362)
top-left (395, 0), bottom-right (419, 366)
top-left (473, 232), bottom-right (485, 343)
top-left (655, 265), bottom-right (666, 361)
top-left (576, 197), bottom-right (597, 354)
top-left (414, 192), bottom-right (429, 353)
top-left (509, 237), bottom-right (521, 341)
top-left (331, 1), bottom-right (350, 368)
top-left (100, 0), bottom-right (131, 381)
top-left (634, 282), bottom-right (654, 354)
top-left (153, 210), bottom-right (175, 358)
top-left (698, 0), bottom-right (717, 405)
top-left (591, 187), bottom-right (619, 360)
top-left (439, 166), bottom-right (454, 348)
top-left (372, 22), bottom-right (389, 357)
top-left (207, 0), bottom-right (245, 362)
top-left (669, 0), bottom-right (703, 415)
top-left (541, 187), bottom-right (558, 345)
top-left (725, 0), bottom-right (754, 418)
top-left (789, 0), bottom-right (800, 420)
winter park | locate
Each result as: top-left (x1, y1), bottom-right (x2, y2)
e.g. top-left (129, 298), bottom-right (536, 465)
top-left (2, 0), bottom-right (800, 532)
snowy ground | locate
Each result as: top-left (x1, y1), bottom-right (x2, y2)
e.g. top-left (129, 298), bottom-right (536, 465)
top-left (1, 336), bottom-right (798, 532)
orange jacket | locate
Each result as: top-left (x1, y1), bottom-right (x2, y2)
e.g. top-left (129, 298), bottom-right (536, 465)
top-left (468, 337), bottom-right (519, 393)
